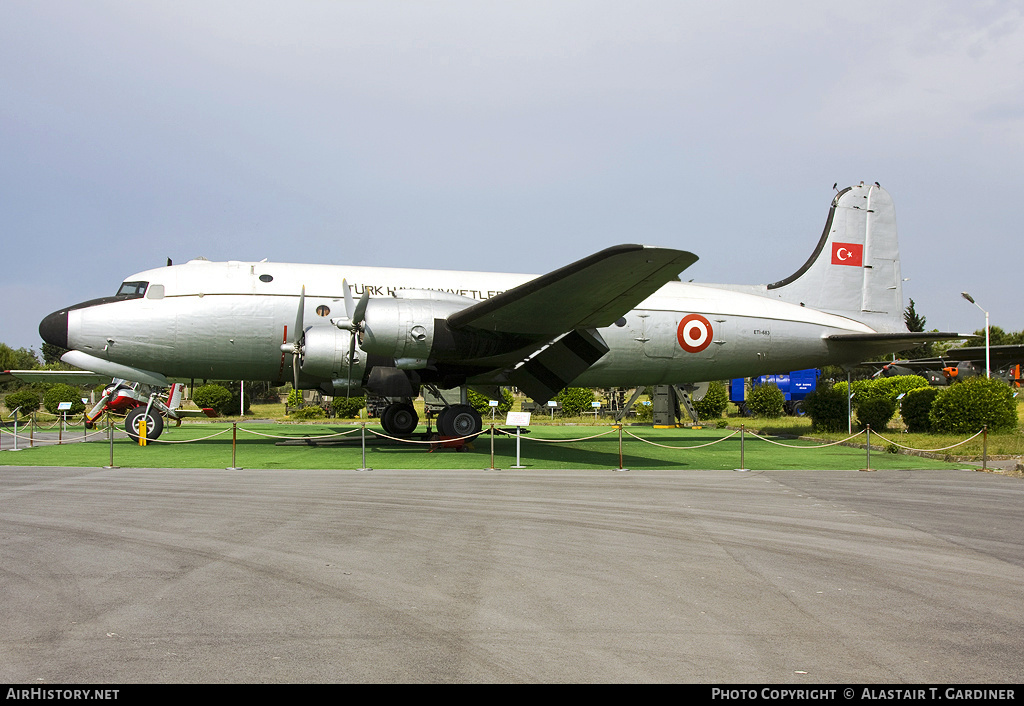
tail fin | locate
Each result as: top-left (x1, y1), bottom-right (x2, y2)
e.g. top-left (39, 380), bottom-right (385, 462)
top-left (168, 383), bottom-right (183, 411)
top-left (764, 182), bottom-right (904, 331)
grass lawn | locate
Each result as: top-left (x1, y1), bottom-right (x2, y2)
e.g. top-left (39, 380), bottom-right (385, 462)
top-left (0, 420), bottom-right (973, 471)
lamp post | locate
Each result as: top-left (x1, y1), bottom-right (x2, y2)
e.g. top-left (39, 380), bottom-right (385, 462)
top-left (961, 292), bottom-right (990, 378)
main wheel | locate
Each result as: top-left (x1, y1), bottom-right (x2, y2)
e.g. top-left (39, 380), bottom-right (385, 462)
top-left (437, 404), bottom-right (482, 439)
top-left (381, 403), bottom-right (419, 436)
top-left (125, 406), bottom-right (164, 442)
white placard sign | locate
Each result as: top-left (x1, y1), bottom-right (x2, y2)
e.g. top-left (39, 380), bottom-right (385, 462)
top-left (57, 402), bottom-right (73, 411)
top-left (506, 411), bottom-right (531, 427)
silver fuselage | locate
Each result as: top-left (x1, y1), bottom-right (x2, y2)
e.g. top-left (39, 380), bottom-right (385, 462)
top-left (56, 258), bottom-right (886, 388)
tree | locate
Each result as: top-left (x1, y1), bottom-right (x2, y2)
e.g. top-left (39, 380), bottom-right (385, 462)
top-left (42, 343), bottom-right (69, 366)
top-left (901, 299), bottom-right (934, 359)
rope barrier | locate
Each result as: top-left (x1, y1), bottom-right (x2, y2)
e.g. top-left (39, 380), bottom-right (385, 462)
top-left (869, 428), bottom-right (986, 453)
top-left (145, 428), bottom-right (233, 443)
top-left (367, 427), bottom-right (484, 445)
top-left (2, 414), bottom-right (1004, 471)
top-left (235, 425), bottom-right (362, 440)
top-left (494, 427), bottom-right (618, 443)
top-left (744, 429), bottom-right (866, 449)
top-left (623, 427), bottom-right (739, 449)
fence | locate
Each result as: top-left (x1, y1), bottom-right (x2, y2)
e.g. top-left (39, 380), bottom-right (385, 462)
top-left (0, 413), bottom-right (997, 472)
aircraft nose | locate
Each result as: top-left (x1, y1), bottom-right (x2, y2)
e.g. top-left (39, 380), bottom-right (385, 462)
top-left (39, 309), bottom-right (69, 349)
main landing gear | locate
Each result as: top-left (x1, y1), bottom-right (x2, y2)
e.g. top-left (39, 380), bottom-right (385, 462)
top-left (377, 400), bottom-right (483, 440)
top-left (434, 404), bottom-right (482, 439)
top-left (380, 402), bottom-right (419, 436)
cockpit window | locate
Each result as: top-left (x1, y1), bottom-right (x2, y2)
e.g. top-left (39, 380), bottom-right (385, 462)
top-left (116, 281), bottom-right (148, 298)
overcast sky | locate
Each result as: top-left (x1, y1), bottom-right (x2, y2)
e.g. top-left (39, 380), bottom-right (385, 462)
top-left (2, 1), bottom-right (1022, 354)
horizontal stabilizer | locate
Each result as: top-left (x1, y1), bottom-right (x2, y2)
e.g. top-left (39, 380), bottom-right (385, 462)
top-left (448, 244), bottom-right (697, 336)
top-left (827, 332), bottom-right (971, 349)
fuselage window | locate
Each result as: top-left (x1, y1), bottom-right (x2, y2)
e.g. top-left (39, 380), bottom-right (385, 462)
top-left (116, 281), bottom-right (148, 298)
top-left (259, 274), bottom-right (273, 283)
top-left (316, 305), bottom-right (330, 317)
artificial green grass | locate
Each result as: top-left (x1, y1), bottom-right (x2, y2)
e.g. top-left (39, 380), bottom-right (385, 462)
top-left (0, 421), bottom-right (969, 471)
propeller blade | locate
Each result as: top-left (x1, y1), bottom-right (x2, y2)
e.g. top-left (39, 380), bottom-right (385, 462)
top-left (353, 290), bottom-right (369, 327)
top-left (288, 286), bottom-right (306, 390)
top-left (342, 279), bottom-right (355, 321)
top-left (346, 330), bottom-right (356, 399)
top-left (294, 286), bottom-right (306, 343)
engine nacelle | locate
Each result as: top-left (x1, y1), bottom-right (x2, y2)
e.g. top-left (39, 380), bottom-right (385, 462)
top-left (360, 290), bottom-right (474, 368)
top-left (300, 327), bottom-right (367, 392)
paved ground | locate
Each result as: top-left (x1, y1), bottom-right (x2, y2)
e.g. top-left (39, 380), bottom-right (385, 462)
top-left (1, 465), bottom-right (1022, 683)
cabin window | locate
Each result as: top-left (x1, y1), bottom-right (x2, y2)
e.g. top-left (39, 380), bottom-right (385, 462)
top-left (316, 305), bottom-right (330, 317)
top-left (259, 274), bottom-right (273, 283)
top-left (116, 281), bottom-right (148, 298)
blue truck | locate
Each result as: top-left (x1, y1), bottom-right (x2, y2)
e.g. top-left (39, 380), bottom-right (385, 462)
top-left (730, 369), bottom-right (821, 416)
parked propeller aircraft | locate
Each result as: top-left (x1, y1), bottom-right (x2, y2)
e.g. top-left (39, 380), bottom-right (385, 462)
top-left (868, 344), bottom-right (1024, 387)
top-left (31, 182), bottom-right (964, 441)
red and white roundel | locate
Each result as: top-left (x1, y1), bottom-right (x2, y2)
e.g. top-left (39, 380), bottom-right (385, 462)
top-left (677, 314), bottom-right (714, 353)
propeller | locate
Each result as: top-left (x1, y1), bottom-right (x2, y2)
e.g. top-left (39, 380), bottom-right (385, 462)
top-left (280, 286), bottom-right (307, 390)
top-left (333, 279), bottom-right (369, 396)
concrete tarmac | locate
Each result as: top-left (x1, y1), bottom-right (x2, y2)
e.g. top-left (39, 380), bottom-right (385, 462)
top-left (1, 465), bottom-right (1022, 683)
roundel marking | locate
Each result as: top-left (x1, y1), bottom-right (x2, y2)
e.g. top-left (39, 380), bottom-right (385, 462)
top-left (677, 314), bottom-right (714, 353)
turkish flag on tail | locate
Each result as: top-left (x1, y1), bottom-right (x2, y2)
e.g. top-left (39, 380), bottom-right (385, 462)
top-left (831, 242), bottom-right (863, 266)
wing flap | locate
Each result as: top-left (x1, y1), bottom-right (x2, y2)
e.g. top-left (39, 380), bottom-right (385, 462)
top-left (447, 244), bottom-right (698, 336)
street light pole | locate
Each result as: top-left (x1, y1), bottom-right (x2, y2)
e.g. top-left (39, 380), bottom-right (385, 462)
top-left (961, 292), bottom-right (990, 378)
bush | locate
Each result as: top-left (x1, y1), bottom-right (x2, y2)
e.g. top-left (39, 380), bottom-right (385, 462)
top-left (468, 388), bottom-right (514, 415)
top-left (192, 384), bottom-right (235, 415)
top-left (855, 396), bottom-right (897, 431)
top-left (4, 389), bottom-right (41, 414)
top-left (290, 405), bottom-right (326, 420)
top-left (43, 384), bottom-right (86, 415)
top-left (929, 377), bottom-right (1018, 434)
top-left (747, 383), bottom-right (785, 418)
top-left (286, 388), bottom-right (303, 408)
top-left (693, 381), bottom-right (728, 419)
top-left (900, 387), bottom-right (939, 433)
top-left (332, 396), bottom-right (365, 419)
top-left (555, 387), bottom-right (595, 417)
top-left (802, 384), bottom-right (849, 433)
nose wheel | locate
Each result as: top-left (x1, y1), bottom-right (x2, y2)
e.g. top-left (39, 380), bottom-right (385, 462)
top-left (125, 406), bottom-right (164, 442)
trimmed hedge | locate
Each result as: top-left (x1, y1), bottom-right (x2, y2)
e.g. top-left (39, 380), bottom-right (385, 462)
top-left (693, 381), bottom-right (729, 419)
top-left (192, 384), bottom-right (234, 415)
top-left (802, 384), bottom-right (849, 433)
top-left (43, 384), bottom-right (86, 415)
top-left (900, 387), bottom-right (939, 433)
top-left (929, 377), bottom-right (1017, 434)
top-left (747, 383), bottom-right (785, 418)
top-left (4, 388), bottom-right (41, 414)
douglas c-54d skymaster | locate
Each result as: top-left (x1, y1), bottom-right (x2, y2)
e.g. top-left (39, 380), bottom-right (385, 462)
top-left (33, 182), bottom-right (962, 442)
